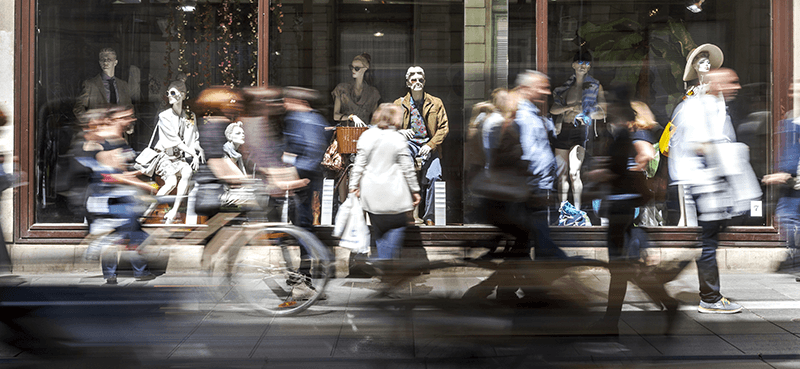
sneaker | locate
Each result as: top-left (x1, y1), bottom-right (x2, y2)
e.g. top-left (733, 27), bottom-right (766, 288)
top-left (698, 297), bottom-right (742, 314)
top-left (291, 282), bottom-right (317, 301)
top-left (135, 274), bottom-right (156, 282)
top-left (105, 277), bottom-right (118, 285)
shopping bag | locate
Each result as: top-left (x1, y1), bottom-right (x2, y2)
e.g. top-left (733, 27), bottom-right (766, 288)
top-left (332, 194), bottom-right (353, 237)
top-left (335, 195), bottom-right (370, 254)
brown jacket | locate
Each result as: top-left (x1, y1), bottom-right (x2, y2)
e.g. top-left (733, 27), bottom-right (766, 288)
top-left (393, 92), bottom-right (449, 154)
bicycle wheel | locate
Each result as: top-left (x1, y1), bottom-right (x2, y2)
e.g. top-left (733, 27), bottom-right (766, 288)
top-left (218, 223), bottom-right (333, 316)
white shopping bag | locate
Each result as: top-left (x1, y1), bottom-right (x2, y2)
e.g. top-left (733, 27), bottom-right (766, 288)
top-left (334, 194), bottom-right (370, 254)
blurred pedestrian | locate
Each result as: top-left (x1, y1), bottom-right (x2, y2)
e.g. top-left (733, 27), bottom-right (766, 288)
top-left (79, 106), bottom-right (157, 284)
top-left (350, 103), bottom-right (421, 260)
top-left (509, 70), bottom-right (566, 259)
top-left (763, 80), bottom-right (800, 280)
top-left (668, 68), bottom-right (744, 313)
top-left (0, 109), bottom-right (16, 274)
top-left (588, 96), bottom-right (678, 334)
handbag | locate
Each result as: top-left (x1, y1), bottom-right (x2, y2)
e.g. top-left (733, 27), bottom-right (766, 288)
top-left (321, 134), bottom-right (344, 173)
top-left (469, 169), bottom-right (530, 203)
top-left (134, 124), bottom-right (161, 177)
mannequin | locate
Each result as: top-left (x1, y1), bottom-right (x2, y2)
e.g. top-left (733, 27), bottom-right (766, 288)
top-left (674, 43), bottom-right (724, 227)
top-left (683, 43), bottom-right (724, 97)
top-left (332, 53), bottom-right (381, 127)
top-left (394, 66), bottom-right (449, 225)
top-left (223, 121), bottom-right (247, 176)
top-left (550, 50), bottom-right (606, 211)
top-left (74, 48), bottom-right (139, 125)
top-left (153, 79), bottom-right (204, 224)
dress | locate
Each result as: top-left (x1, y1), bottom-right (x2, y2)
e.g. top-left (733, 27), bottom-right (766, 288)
top-left (153, 109), bottom-right (199, 177)
top-left (332, 82), bottom-right (381, 126)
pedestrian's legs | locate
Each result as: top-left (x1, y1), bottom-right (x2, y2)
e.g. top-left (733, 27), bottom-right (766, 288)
top-left (101, 241), bottom-right (118, 280)
top-left (603, 199), bottom-right (635, 322)
top-left (368, 212), bottom-right (408, 260)
top-left (697, 219), bottom-right (724, 303)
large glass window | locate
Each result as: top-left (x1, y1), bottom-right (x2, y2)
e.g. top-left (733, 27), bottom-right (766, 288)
top-left (35, 0), bottom-right (258, 224)
top-left (546, 0), bottom-right (770, 227)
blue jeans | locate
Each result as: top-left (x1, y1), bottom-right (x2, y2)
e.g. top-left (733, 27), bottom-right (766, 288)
top-left (367, 212), bottom-right (408, 260)
top-left (407, 141), bottom-right (442, 222)
top-left (777, 196), bottom-right (800, 248)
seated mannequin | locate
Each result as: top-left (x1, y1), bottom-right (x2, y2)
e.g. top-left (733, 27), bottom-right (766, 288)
top-left (331, 53), bottom-right (381, 204)
top-left (393, 66), bottom-right (449, 225)
top-left (332, 53), bottom-right (381, 127)
top-left (153, 78), bottom-right (204, 224)
top-left (550, 50), bottom-right (606, 211)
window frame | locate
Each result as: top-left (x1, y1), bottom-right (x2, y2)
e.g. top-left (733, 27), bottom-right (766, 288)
top-left (12, 0), bottom-right (792, 243)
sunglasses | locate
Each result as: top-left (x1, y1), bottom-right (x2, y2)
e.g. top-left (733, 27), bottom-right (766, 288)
top-left (576, 61), bottom-right (590, 66)
top-left (349, 65), bottom-right (363, 72)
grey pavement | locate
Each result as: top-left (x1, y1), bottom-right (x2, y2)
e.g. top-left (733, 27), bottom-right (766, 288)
top-left (2, 266), bottom-right (800, 368)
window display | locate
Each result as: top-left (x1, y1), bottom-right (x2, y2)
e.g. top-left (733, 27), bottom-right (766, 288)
top-left (22, 0), bottom-right (779, 237)
top-left (34, 0), bottom-right (257, 224)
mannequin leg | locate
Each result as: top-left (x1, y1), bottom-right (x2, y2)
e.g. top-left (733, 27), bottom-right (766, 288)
top-left (165, 165), bottom-right (193, 224)
top-left (555, 148), bottom-right (570, 204)
top-left (569, 145), bottom-right (585, 209)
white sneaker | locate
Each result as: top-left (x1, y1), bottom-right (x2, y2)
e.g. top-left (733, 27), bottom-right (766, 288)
top-left (291, 282), bottom-right (316, 301)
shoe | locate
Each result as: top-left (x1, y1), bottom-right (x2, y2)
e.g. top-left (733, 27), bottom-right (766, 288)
top-left (698, 297), bottom-right (742, 314)
top-left (135, 274), bottom-right (156, 282)
top-left (291, 282), bottom-right (317, 301)
top-left (106, 277), bottom-right (118, 285)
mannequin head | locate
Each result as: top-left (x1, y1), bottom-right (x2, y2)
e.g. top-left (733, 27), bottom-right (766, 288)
top-left (350, 53), bottom-right (371, 83)
top-left (225, 121), bottom-right (245, 147)
top-left (167, 79), bottom-right (188, 106)
top-left (683, 44), bottom-right (724, 82)
top-left (405, 66), bottom-right (426, 92)
top-left (571, 50), bottom-right (592, 77)
top-left (98, 48), bottom-right (118, 78)
top-left (692, 51), bottom-right (711, 75)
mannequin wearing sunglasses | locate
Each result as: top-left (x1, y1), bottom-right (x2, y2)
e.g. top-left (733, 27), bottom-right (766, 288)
top-left (74, 48), bottom-right (139, 123)
top-left (394, 66), bottom-right (449, 225)
top-left (550, 50), bottom-right (606, 212)
top-left (332, 53), bottom-right (381, 127)
top-left (152, 78), bottom-right (205, 224)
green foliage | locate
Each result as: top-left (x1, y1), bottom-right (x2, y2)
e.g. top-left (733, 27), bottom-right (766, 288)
top-left (578, 18), bottom-right (697, 113)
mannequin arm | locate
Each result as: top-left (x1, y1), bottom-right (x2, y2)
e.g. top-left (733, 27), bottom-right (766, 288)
top-left (589, 85), bottom-right (607, 120)
top-left (550, 102), bottom-right (580, 116)
top-left (332, 96), bottom-right (349, 124)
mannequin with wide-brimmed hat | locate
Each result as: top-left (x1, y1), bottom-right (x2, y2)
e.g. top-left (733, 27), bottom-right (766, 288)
top-left (683, 43), bottom-right (724, 97)
top-left (674, 44), bottom-right (724, 228)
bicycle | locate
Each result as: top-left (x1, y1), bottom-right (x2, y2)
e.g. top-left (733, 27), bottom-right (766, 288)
top-left (112, 190), bottom-right (334, 316)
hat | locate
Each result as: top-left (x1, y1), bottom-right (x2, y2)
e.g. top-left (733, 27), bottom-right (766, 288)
top-left (682, 43), bottom-right (724, 82)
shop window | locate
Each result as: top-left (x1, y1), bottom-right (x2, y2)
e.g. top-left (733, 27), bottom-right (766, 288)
top-left (546, 0), bottom-right (770, 227)
top-left (34, 0), bottom-right (258, 224)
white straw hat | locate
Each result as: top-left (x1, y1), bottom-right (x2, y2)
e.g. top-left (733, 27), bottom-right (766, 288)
top-left (682, 43), bottom-right (724, 82)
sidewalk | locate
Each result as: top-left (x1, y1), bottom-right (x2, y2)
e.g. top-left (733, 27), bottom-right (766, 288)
top-left (3, 267), bottom-right (800, 368)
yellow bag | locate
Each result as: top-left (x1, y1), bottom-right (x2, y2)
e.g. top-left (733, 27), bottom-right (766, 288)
top-left (658, 122), bottom-right (674, 157)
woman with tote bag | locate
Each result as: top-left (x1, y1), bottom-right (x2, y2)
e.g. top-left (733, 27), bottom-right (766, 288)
top-left (349, 104), bottom-right (421, 260)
